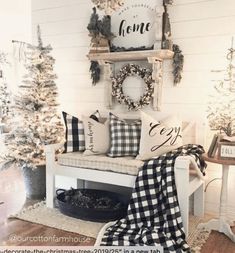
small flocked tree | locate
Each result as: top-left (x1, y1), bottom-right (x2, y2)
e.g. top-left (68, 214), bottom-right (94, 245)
top-left (207, 40), bottom-right (235, 137)
top-left (3, 26), bottom-right (64, 169)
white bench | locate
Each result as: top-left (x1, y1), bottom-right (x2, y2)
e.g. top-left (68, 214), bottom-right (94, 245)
top-left (45, 122), bottom-right (205, 236)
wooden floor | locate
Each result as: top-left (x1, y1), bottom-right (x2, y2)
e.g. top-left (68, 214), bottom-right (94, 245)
top-left (0, 168), bottom-right (95, 246)
top-left (0, 168), bottom-right (235, 251)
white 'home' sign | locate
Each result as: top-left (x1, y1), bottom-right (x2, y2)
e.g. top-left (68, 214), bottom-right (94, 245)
top-left (111, 0), bottom-right (163, 49)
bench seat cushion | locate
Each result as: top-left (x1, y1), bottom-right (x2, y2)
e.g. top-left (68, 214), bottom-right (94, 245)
top-left (57, 152), bottom-right (144, 176)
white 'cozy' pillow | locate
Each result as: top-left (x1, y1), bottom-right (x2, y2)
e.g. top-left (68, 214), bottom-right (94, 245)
top-left (136, 111), bottom-right (183, 160)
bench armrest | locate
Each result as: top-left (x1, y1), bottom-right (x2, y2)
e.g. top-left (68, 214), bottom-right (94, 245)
top-left (175, 155), bottom-right (204, 180)
top-left (175, 156), bottom-right (190, 170)
top-left (44, 143), bottom-right (64, 154)
top-left (45, 143), bottom-right (64, 175)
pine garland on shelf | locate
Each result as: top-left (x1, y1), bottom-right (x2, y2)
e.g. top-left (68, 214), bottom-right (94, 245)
top-left (87, 7), bottom-right (100, 39)
top-left (87, 7), bottom-right (114, 43)
top-left (87, 7), bottom-right (114, 85)
top-left (99, 15), bottom-right (113, 40)
top-left (172, 44), bottom-right (184, 85)
top-left (2, 25), bottom-right (64, 170)
top-left (89, 61), bottom-right (101, 85)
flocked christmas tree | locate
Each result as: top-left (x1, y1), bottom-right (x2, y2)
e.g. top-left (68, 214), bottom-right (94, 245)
top-left (0, 52), bottom-right (11, 122)
top-left (0, 52), bottom-right (9, 66)
top-left (0, 79), bottom-right (11, 120)
top-left (3, 25), bottom-right (64, 169)
top-left (207, 39), bottom-right (235, 137)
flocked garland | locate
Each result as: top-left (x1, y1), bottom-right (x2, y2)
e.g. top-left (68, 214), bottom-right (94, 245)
top-left (112, 64), bottom-right (154, 111)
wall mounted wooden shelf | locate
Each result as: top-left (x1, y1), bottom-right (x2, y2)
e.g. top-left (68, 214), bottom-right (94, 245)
top-left (87, 49), bottom-right (174, 111)
top-left (87, 49), bottom-right (174, 62)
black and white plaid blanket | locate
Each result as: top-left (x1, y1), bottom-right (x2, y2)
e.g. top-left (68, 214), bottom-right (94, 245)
top-left (99, 144), bottom-right (206, 252)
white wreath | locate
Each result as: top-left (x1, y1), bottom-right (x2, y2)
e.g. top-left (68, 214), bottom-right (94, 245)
top-left (111, 64), bottom-right (154, 111)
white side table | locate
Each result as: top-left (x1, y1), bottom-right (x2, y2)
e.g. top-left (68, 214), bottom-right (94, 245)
top-left (198, 154), bottom-right (235, 242)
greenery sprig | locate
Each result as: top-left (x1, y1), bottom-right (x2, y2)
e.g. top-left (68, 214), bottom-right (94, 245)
top-left (87, 7), bottom-right (114, 41)
top-left (172, 44), bottom-right (184, 85)
top-left (89, 61), bottom-right (101, 85)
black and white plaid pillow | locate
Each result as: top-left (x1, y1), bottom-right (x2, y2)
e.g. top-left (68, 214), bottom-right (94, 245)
top-left (62, 110), bottom-right (100, 153)
top-left (108, 113), bottom-right (141, 157)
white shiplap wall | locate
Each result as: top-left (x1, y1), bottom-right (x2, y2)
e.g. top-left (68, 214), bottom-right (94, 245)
top-left (0, 0), bottom-right (31, 51)
top-left (32, 0), bottom-right (235, 217)
top-left (0, 0), bottom-right (31, 93)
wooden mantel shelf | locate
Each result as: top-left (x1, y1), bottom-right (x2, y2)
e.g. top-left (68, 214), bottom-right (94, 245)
top-left (87, 49), bottom-right (174, 111)
top-left (87, 49), bottom-right (174, 62)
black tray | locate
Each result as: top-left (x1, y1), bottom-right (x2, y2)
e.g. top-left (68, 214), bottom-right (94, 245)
top-left (56, 188), bottom-right (129, 222)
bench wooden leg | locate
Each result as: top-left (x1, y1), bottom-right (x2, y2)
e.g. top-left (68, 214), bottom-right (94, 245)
top-left (174, 158), bottom-right (190, 237)
top-left (178, 191), bottom-right (189, 237)
top-left (46, 172), bottom-right (55, 208)
top-left (77, 179), bottom-right (85, 189)
top-left (193, 183), bottom-right (204, 217)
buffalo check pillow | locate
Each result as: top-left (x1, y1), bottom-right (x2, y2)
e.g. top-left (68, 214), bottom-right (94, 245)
top-left (108, 113), bottom-right (141, 157)
top-left (62, 110), bottom-right (100, 153)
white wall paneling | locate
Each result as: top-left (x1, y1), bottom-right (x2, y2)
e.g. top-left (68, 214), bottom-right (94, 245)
top-left (32, 0), bottom-right (88, 11)
top-left (32, 3), bottom-right (93, 24)
top-left (32, 0), bottom-right (235, 218)
top-left (0, 0), bottom-right (31, 93)
top-left (170, 0), bottom-right (233, 23)
top-left (173, 0), bottom-right (215, 5)
top-left (0, 0), bottom-right (31, 51)
top-left (33, 34), bottom-right (90, 48)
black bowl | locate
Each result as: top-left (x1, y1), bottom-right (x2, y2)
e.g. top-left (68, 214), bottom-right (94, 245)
top-left (56, 188), bottom-right (129, 222)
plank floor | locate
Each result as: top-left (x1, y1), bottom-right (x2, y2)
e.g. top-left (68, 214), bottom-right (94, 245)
top-left (0, 168), bottom-right (235, 251)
